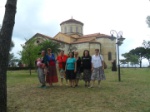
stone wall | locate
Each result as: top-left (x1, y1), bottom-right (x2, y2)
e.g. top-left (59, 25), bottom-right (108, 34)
top-left (96, 37), bottom-right (116, 67)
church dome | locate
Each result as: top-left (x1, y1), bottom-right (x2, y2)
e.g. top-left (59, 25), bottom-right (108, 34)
top-left (60, 18), bottom-right (84, 36)
top-left (60, 18), bottom-right (84, 26)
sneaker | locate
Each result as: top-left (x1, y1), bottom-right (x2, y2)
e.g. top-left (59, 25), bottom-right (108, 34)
top-left (38, 85), bottom-right (45, 88)
top-left (42, 85), bottom-right (47, 89)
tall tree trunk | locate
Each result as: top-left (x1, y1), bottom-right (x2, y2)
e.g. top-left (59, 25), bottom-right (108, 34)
top-left (0, 0), bottom-right (17, 111)
top-left (140, 60), bottom-right (142, 68)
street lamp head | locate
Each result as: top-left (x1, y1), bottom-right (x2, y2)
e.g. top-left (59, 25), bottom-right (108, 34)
top-left (108, 34), bottom-right (116, 41)
top-left (118, 36), bottom-right (125, 41)
top-left (117, 41), bottom-right (123, 46)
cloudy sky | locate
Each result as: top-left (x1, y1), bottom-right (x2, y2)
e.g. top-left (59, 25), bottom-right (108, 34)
top-left (0, 0), bottom-right (150, 66)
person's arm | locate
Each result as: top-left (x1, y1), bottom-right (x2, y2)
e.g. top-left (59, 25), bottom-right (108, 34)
top-left (91, 56), bottom-right (94, 71)
top-left (51, 54), bottom-right (55, 61)
top-left (91, 63), bottom-right (94, 71)
top-left (46, 55), bottom-right (50, 66)
top-left (100, 55), bottom-right (104, 69)
top-left (65, 63), bottom-right (67, 71)
top-left (74, 60), bottom-right (77, 73)
top-left (65, 59), bottom-right (68, 71)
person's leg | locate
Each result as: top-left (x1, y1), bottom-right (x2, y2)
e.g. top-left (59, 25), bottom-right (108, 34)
top-left (83, 69), bottom-right (88, 87)
top-left (89, 80), bottom-right (95, 88)
top-left (87, 70), bottom-right (91, 87)
top-left (84, 81), bottom-right (87, 87)
top-left (76, 78), bottom-right (79, 86)
top-left (60, 78), bottom-right (63, 86)
top-left (97, 67), bottom-right (104, 88)
top-left (37, 68), bottom-right (42, 83)
top-left (69, 80), bottom-right (72, 87)
top-left (87, 81), bottom-right (90, 87)
top-left (65, 72), bottom-right (68, 85)
top-left (72, 80), bottom-right (75, 87)
top-left (39, 68), bottom-right (46, 87)
top-left (98, 80), bottom-right (101, 88)
top-left (60, 69), bottom-right (64, 86)
top-left (89, 68), bottom-right (96, 88)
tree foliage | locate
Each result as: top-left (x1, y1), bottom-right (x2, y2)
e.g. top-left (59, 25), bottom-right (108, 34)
top-left (39, 40), bottom-right (61, 54)
top-left (121, 52), bottom-right (139, 67)
top-left (129, 47), bottom-right (146, 68)
top-left (9, 41), bottom-right (19, 67)
top-left (146, 16), bottom-right (150, 27)
top-left (19, 39), bottom-right (41, 75)
top-left (142, 40), bottom-right (150, 66)
top-left (20, 39), bottom-right (61, 75)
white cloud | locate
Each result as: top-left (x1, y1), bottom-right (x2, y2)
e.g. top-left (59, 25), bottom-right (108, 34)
top-left (10, 37), bottom-right (25, 58)
top-left (0, 0), bottom-right (150, 64)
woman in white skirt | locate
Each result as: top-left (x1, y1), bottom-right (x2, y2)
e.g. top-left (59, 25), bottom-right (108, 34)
top-left (89, 49), bottom-right (106, 88)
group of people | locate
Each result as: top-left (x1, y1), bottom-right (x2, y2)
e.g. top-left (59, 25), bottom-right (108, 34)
top-left (36, 48), bottom-right (106, 88)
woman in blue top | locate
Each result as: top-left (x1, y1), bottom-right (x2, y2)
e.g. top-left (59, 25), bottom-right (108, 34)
top-left (46, 48), bottom-right (58, 86)
top-left (65, 52), bottom-right (77, 87)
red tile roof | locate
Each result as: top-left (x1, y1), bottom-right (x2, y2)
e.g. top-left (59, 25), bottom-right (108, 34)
top-left (81, 33), bottom-right (110, 38)
top-left (28, 32), bottom-right (110, 45)
top-left (30, 33), bottom-right (70, 44)
top-left (71, 37), bottom-right (96, 44)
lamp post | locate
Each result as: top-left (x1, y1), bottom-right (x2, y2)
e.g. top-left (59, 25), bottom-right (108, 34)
top-left (110, 30), bottom-right (125, 82)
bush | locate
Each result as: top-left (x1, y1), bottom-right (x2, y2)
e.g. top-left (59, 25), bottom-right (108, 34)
top-left (8, 67), bottom-right (35, 70)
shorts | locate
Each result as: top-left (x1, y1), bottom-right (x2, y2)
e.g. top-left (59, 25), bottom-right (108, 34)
top-left (66, 70), bottom-right (76, 80)
top-left (76, 69), bottom-right (81, 79)
top-left (59, 69), bottom-right (65, 78)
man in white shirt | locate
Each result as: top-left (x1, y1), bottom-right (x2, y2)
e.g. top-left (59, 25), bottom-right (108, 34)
top-left (89, 49), bottom-right (106, 88)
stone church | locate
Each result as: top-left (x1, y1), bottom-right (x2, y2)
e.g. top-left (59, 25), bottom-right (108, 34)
top-left (28, 18), bottom-right (116, 66)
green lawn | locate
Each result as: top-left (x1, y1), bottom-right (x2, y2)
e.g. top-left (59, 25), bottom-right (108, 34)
top-left (7, 68), bottom-right (150, 112)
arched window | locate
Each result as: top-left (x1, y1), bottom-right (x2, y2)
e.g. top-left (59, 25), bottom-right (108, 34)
top-left (108, 52), bottom-right (112, 61)
top-left (65, 27), bottom-right (67, 33)
top-left (76, 27), bottom-right (78, 32)
top-left (70, 26), bottom-right (72, 32)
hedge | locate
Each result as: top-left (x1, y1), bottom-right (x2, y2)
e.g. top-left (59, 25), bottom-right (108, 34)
top-left (8, 67), bottom-right (36, 70)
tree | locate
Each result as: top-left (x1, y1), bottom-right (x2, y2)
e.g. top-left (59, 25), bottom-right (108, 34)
top-left (122, 52), bottom-right (139, 67)
top-left (9, 53), bottom-right (19, 67)
top-left (20, 39), bottom-right (61, 75)
top-left (143, 40), bottom-right (150, 66)
top-left (121, 53), bottom-right (131, 67)
top-left (146, 16), bottom-right (150, 27)
top-left (0, 0), bottom-right (17, 111)
top-left (39, 40), bottom-right (61, 54)
top-left (9, 41), bottom-right (19, 67)
top-left (129, 47), bottom-right (146, 68)
top-left (129, 55), bottom-right (139, 67)
top-left (120, 59), bottom-right (128, 67)
top-left (20, 39), bottom-right (41, 75)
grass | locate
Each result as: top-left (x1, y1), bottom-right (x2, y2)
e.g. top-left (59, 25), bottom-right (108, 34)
top-left (7, 68), bottom-right (150, 112)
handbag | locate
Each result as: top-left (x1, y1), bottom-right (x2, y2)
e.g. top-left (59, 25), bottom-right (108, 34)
top-left (99, 55), bottom-right (107, 69)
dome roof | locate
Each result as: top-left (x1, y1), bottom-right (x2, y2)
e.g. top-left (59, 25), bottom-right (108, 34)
top-left (60, 18), bottom-right (84, 25)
